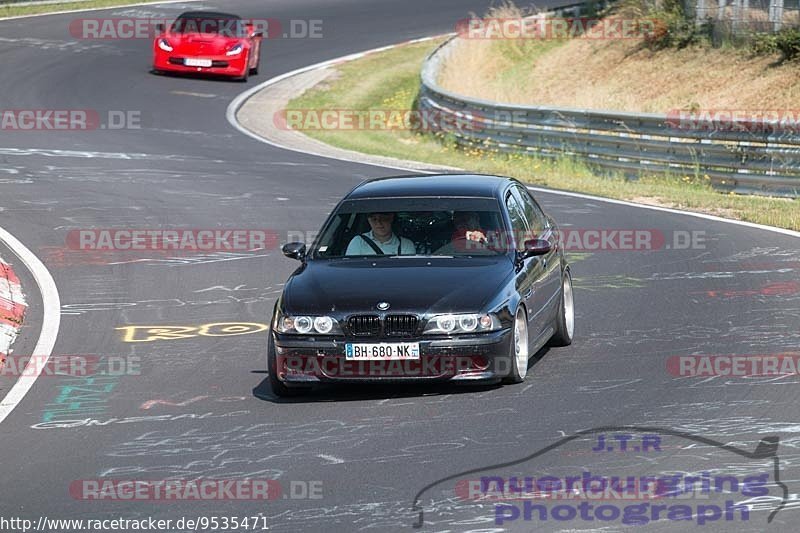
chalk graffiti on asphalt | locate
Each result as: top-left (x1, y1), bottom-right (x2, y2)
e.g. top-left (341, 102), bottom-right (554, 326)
top-left (117, 322), bottom-right (269, 342)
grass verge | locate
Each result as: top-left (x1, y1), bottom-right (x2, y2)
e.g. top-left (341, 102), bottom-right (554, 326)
top-left (437, 2), bottom-right (800, 112)
top-left (0, 0), bottom-right (161, 19)
top-left (288, 39), bottom-right (798, 231)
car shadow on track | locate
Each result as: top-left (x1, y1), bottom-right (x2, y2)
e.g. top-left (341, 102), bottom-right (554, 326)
top-left (150, 69), bottom-right (248, 83)
top-left (251, 346), bottom-right (551, 404)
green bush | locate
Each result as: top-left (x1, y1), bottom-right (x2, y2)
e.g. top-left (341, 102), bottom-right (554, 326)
top-left (775, 28), bottom-right (800, 61)
top-left (646, 13), bottom-right (711, 49)
top-left (750, 32), bottom-right (778, 55)
top-left (615, 0), bottom-right (711, 50)
top-left (750, 28), bottom-right (800, 61)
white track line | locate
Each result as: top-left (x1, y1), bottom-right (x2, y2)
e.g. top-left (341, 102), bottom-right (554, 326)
top-left (0, 0), bottom-right (195, 22)
top-left (526, 186), bottom-right (800, 239)
top-left (0, 227), bottom-right (61, 425)
top-left (226, 36), bottom-right (448, 173)
top-left (227, 41), bottom-right (800, 241)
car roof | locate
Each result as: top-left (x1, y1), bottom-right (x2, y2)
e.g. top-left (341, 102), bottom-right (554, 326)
top-left (345, 174), bottom-right (514, 200)
top-left (177, 11), bottom-right (241, 20)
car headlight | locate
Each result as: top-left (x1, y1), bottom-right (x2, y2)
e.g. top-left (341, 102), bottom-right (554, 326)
top-left (423, 313), bottom-right (500, 334)
top-left (157, 38), bottom-right (173, 52)
top-left (226, 43), bottom-right (244, 56)
top-left (313, 316), bottom-right (334, 334)
top-left (276, 314), bottom-right (342, 335)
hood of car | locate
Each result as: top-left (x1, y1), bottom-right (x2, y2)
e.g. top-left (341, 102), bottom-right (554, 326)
top-left (283, 256), bottom-right (514, 315)
top-left (166, 33), bottom-right (241, 54)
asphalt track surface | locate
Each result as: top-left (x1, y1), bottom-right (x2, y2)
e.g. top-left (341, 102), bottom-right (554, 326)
top-left (1, 1), bottom-right (800, 532)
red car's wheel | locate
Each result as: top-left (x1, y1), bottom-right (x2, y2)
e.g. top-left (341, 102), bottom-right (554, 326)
top-left (238, 52), bottom-right (250, 82)
top-left (249, 42), bottom-right (261, 75)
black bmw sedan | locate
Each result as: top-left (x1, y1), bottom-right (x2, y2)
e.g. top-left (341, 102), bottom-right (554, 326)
top-left (268, 174), bottom-right (574, 396)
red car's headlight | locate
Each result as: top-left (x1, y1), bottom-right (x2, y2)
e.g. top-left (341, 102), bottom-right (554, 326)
top-left (157, 38), bottom-right (173, 52)
top-left (226, 43), bottom-right (244, 56)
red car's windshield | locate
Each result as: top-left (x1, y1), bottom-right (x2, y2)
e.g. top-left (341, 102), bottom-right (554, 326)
top-left (171, 16), bottom-right (245, 37)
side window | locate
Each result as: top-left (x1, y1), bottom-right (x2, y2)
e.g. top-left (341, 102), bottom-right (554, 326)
top-left (324, 214), bottom-right (349, 256)
top-left (512, 186), bottom-right (546, 236)
top-left (505, 192), bottom-right (529, 249)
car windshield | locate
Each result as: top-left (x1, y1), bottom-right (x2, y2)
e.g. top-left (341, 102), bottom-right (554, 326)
top-left (171, 15), bottom-right (244, 36)
top-left (311, 197), bottom-right (509, 259)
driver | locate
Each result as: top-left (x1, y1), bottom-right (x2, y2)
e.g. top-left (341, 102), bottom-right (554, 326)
top-left (345, 212), bottom-right (416, 256)
top-left (451, 211), bottom-right (489, 250)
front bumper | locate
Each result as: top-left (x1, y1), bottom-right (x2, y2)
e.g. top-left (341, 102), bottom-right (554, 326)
top-left (153, 52), bottom-right (248, 77)
top-left (273, 329), bottom-right (513, 384)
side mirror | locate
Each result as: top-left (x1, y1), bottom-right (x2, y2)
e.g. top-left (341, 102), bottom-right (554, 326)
top-left (155, 23), bottom-right (165, 33)
top-left (520, 239), bottom-right (551, 258)
top-left (282, 242), bottom-right (306, 261)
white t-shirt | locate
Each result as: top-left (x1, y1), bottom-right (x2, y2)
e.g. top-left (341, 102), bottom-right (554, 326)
top-left (345, 231), bottom-right (415, 256)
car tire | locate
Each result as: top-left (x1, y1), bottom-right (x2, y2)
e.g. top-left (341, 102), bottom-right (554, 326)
top-left (249, 44), bottom-right (260, 75)
top-left (503, 307), bottom-right (529, 384)
top-left (267, 334), bottom-right (309, 397)
top-left (238, 54), bottom-right (250, 82)
top-left (550, 268), bottom-right (574, 346)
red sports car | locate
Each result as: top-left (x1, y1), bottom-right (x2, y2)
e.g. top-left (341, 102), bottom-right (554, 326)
top-left (152, 11), bottom-right (263, 81)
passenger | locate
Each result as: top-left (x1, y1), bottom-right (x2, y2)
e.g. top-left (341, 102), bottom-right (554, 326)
top-left (345, 212), bottom-right (416, 256)
top-left (451, 211), bottom-right (488, 250)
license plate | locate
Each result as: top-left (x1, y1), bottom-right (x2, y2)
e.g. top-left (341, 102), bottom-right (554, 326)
top-left (345, 342), bottom-right (420, 360)
top-left (185, 58), bottom-right (212, 67)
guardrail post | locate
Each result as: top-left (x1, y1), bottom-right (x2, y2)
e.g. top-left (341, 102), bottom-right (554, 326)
top-left (769, 0), bottom-right (784, 31)
top-left (695, 0), bottom-right (710, 23)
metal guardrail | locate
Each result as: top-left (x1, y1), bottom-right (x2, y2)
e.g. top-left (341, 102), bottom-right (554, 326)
top-left (418, 37), bottom-right (800, 197)
top-left (1, 0), bottom-right (87, 4)
top-left (1, 0), bottom-right (93, 7)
